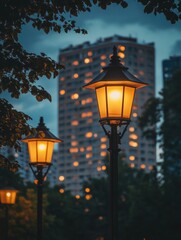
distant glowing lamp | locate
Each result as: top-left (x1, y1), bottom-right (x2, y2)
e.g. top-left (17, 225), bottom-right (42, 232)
top-left (0, 188), bottom-right (18, 205)
top-left (21, 117), bottom-right (62, 166)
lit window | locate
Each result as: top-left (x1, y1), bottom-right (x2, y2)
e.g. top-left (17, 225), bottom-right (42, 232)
top-left (69, 148), bottom-right (79, 153)
top-left (86, 146), bottom-right (92, 151)
top-left (101, 144), bottom-right (107, 149)
top-left (85, 132), bottom-right (93, 138)
top-left (73, 73), bottom-right (79, 79)
top-left (98, 216), bottom-right (104, 221)
top-left (118, 52), bottom-right (125, 58)
top-left (100, 55), bottom-right (106, 60)
top-left (59, 90), bottom-right (65, 95)
top-left (75, 195), bottom-right (80, 199)
top-left (80, 147), bottom-right (85, 152)
top-left (60, 77), bottom-right (65, 81)
top-left (71, 120), bottom-right (79, 126)
top-left (129, 127), bottom-right (135, 132)
top-left (71, 141), bottom-right (78, 146)
top-left (129, 141), bottom-right (138, 147)
top-left (81, 98), bottom-right (93, 105)
top-left (85, 194), bottom-right (92, 200)
top-left (84, 58), bottom-right (91, 64)
top-left (94, 133), bottom-right (98, 138)
top-left (97, 166), bottom-right (102, 172)
top-left (129, 155), bottom-right (135, 161)
top-left (119, 45), bottom-right (125, 51)
top-left (59, 188), bottom-right (64, 194)
top-left (85, 72), bottom-right (93, 77)
top-left (140, 164), bottom-right (146, 169)
top-left (85, 188), bottom-right (91, 193)
top-left (100, 62), bottom-right (106, 67)
top-left (149, 165), bottom-right (154, 170)
top-left (82, 112), bottom-right (93, 118)
top-left (132, 112), bottom-right (138, 117)
top-left (73, 161), bottom-right (79, 167)
top-left (71, 93), bottom-right (79, 100)
top-left (133, 105), bottom-right (138, 110)
top-left (129, 134), bottom-right (138, 140)
top-left (72, 60), bottom-right (79, 66)
top-left (87, 51), bottom-right (93, 56)
top-left (84, 78), bottom-right (92, 84)
top-left (100, 152), bottom-right (107, 157)
top-left (102, 165), bottom-right (106, 171)
top-left (130, 163), bottom-right (135, 168)
top-left (101, 137), bottom-right (107, 142)
top-left (59, 176), bottom-right (65, 181)
top-left (87, 119), bottom-right (93, 124)
top-left (139, 70), bottom-right (145, 76)
top-left (86, 153), bottom-right (92, 158)
top-left (14, 153), bottom-right (18, 158)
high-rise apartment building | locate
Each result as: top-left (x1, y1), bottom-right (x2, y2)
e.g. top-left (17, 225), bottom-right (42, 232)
top-left (58, 35), bottom-right (156, 194)
top-left (162, 56), bottom-right (181, 84)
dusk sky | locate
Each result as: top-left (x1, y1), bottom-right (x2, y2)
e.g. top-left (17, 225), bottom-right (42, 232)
top-left (7, 2), bottom-right (181, 136)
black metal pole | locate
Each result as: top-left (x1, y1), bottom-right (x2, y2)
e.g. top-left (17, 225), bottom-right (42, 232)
top-left (37, 166), bottom-right (43, 240)
top-left (108, 125), bottom-right (120, 240)
top-left (4, 205), bottom-right (9, 240)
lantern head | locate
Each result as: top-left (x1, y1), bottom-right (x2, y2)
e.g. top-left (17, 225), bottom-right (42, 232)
top-left (83, 46), bottom-right (147, 125)
top-left (0, 187), bottom-right (18, 205)
top-left (21, 117), bottom-right (63, 166)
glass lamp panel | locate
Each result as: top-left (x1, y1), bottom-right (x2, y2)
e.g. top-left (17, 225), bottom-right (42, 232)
top-left (123, 86), bottom-right (135, 119)
top-left (37, 141), bottom-right (48, 163)
top-left (96, 87), bottom-right (107, 119)
top-left (28, 141), bottom-right (37, 163)
top-left (107, 86), bottom-right (123, 118)
top-left (0, 190), bottom-right (17, 204)
top-left (46, 142), bottom-right (54, 164)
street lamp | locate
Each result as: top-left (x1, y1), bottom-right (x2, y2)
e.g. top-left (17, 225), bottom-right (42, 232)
top-left (83, 46), bottom-right (147, 240)
top-left (0, 187), bottom-right (18, 240)
top-left (21, 117), bottom-right (62, 240)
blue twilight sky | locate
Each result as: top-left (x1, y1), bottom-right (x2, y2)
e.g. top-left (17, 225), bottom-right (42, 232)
top-left (6, 2), bottom-right (181, 136)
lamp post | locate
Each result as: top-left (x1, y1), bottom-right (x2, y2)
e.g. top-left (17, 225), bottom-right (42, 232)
top-left (83, 46), bottom-right (147, 240)
top-left (21, 117), bottom-right (62, 240)
top-left (0, 187), bottom-right (18, 240)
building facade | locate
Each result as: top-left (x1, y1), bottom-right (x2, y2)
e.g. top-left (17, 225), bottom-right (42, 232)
top-left (58, 35), bottom-right (156, 194)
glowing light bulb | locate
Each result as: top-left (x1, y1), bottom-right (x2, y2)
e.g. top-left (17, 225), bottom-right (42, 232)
top-left (109, 91), bottom-right (121, 100)
top-left (6, 192), bottom-right (11, 197)
top-left (38, 144), bottom-right (46, 151)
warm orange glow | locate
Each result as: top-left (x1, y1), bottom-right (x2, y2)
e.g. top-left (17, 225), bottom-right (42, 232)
top-left (119, 45), bottom-right (126, 51)
top-left (85, 132), bottom-right (93, 138)
top-left (75, 195), bottom-right (80, 199)
top-left (97, 166), bottom-right (102, 171)
top-left (101, 144), bottom-right (107, 149)
top-left (102, 165), bottom-right (107, 171)
top-left (71, 93), bottom-right (79, 100)
top-left (69, 148), bottom-right (79, 153)
top-left (129, 141), bottom-right (138, 147)
top-left (140, 164), bottom-right (146, 169)
top-left (100, 152), bottom-right (107, 157)
top-left (80, 147), bottom-right (85, 152)
top-left (100, 62), bottom-right (106, 67)
top-left (129, 155), bottom-right (135, 161)
top-left (73, 73), bottom-right (79, 79)
top-left (129, 134), bottom-right (138, 140)
top-left (59, 90), bottom-right (65, 95)
top-left (101, 137), bottom-right (107, 142)
top-left (85, 72), bottom-right (93, 77)
top-left (100, 55), bottom-right (107, 60)
top-left (96, 85), bottom-right (135, 120)
top-left (129, 127), bottom-right (135, 132)
top-left (85, 194), bottom-right (92, 200)
top-left (133, 112), bottom-right (138, 117)
top-left (73, 161), bottom-right (79, 167)
top-left (86, 146), bottom-right (92, 151)
top-left (130, 163), bottom-right (135, 168)
top-left (71, 141), bottom-right (78, 147)
top-left (87, 51), bottom-right (93, 56)
top-left (27, 140), bottom-right (54, 164)
top-left (0, 189), bottom-right (18, 204)
top-left (81, 112), bottom-right (93, 118)
top-left (59, 188), bottom-right (65, 194)
top-left (84, 58), bottom-right (91, 64)
top-left (60, 77), bottom-right (65, 81)
top-left (81, 98), bottom-right (93, 105)
top-left (72, 60), bottom-right (79, 66)
top-left (86, 153), bottom-right (92, 159)
top-left (84, 78), bottom-right (92, 84)
top-left (85, 188), bottom-right (91, 193)
top-left (71, 120), bottom-right (79, 126)
top-left (59, 176), bottom-right (65, 181)
top-left (118, 52), bottom-right (125, 58)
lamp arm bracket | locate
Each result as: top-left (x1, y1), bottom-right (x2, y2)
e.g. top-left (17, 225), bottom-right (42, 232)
top-left (119, 121), bottom-right (130, 139)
